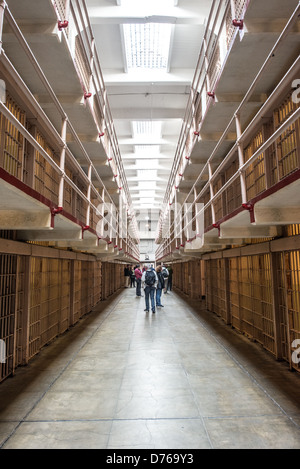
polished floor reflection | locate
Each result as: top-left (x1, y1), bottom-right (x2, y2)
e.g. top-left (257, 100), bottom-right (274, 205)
top-left (1, 288), bottom-right (300, 449)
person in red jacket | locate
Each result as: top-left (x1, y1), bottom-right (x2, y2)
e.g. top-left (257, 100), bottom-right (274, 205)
top-left (134, 264), bottom-right (143, 297)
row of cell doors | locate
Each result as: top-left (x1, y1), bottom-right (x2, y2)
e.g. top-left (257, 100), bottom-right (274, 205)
top-left (206, 250), bottom-right (300, 372)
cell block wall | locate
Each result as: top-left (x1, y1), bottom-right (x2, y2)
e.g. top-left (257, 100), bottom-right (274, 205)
top-left (172, 238), bottom-right (300, 373)
top-left (0, 245), bottom-right (125, 383)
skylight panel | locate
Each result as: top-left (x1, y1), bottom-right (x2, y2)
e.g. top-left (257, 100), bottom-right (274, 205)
top-left (123, 23), bottom-right (172, 70)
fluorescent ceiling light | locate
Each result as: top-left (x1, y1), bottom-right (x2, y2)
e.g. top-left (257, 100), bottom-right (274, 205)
top-left (135, 145), bottom-right (160, 155)
top-left (138, 181), bottom-right (157, 189)
top-left (139, 204), bottom-right (156, 208)
top-left (120, 0), bottom-right (175, 7)
top-left (139, 198), bottom-right (155, 204)
top-left (136, 159), bottom-right (158, 169)
top-left (123, 23), bottom-right (172, 70)
top-left (137, 170), bottom-right (157, 180)
top-left (139, 191), bottom-right (156, 198)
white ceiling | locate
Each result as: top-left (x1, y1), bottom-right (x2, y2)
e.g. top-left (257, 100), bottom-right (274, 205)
top-left (86, 0), bottom-right (213, 233)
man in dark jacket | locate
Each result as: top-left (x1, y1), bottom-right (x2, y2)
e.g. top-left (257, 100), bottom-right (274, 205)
top-left (124, 265), bottom-right (130, 287)
top-left (156, 265), bottom-right (165, 308)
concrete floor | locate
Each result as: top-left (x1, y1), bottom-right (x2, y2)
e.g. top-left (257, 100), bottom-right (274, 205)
top-left (1, 287), bottom-right (300, 449)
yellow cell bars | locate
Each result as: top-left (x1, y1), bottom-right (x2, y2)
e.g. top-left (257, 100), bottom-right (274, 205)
top-left (171, 261), bottom-right (204, 299)
top-left (90, 189), bottom-right (102, 233)
top-left (229, 255), bottom-right (275, 353)
top-left (0, 252), bottom-right (127, 382)
top-left (74, 260), bottom-right (83, 323)
top-left (0, 254), bottom-right (17, 382)
top-left (274, 92), bottom-right (300, 182)
top-left (35, 132), bottom-right (60, 205)
top-left (285, 224), bottom-right (300, 237)
top-left (225, 158), bottom-right (242, 214)
top-left (189, 260), bottom-right (204, 300)
top-left (206, 259), bottom-right (225, 320)
top-left (75, 183), bottom-right (88, 225)
top-left (63, 166), bottom-right (74, 215)
top-left (205, 250), bottom-right (300, 366)
top-left (279, 250), bottom-right (300, 371)
top-left (228, 257), bottom-right (240, 331)
top-left (0, 8), bottom-right (135, 248)
top-left (73, 260), bottom-right (94, 323)
top-left (29, 257), bottom-right (70, 359)
top-left (0, 94), bottom-right (25, 180)
top-left (213, 177), bottom-right (224, 222)
top-left (60, 259), bottom-right (71, 334)
top-left (14, 255), bottom-right (25, 368)
top-left (92, 260), bottom-right (102, 306)
top-left (244, 129), bottom-right (266, 200)
top-left (102, 262), bottom-right (114, 299)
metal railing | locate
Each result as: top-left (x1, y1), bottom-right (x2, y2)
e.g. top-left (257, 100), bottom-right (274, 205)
top-left (155, 1), bottom-right (300, 261)
top-left (0, 0), bottom-right (140, 259)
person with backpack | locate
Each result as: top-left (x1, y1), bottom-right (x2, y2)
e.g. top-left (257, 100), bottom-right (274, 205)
top-left (141, 264), bottom-right (158, 314)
